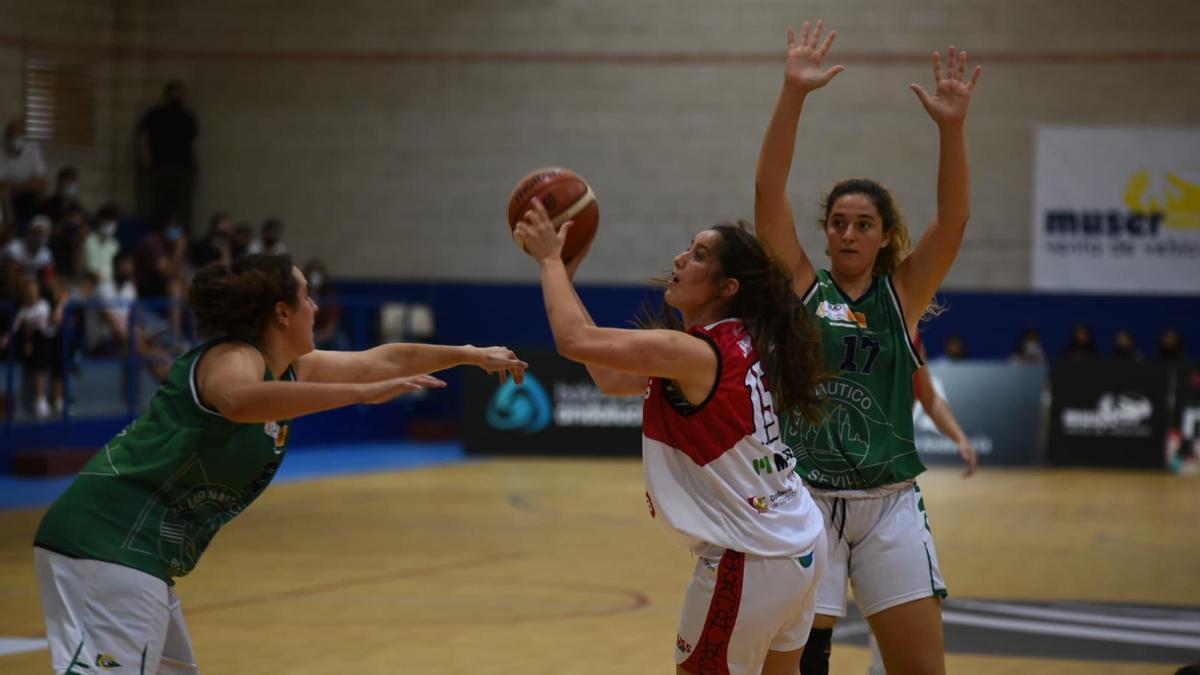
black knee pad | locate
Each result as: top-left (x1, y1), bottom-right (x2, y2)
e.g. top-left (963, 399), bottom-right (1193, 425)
top-left (799, 627), bottom-right (833, 675)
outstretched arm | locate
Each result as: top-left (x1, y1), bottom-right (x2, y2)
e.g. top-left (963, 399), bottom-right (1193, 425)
top-left (755, 20), bottom-right (844, 295)
top-left (894, 47), bottom-right (982, 333)
top-left (199, 342), bottom-right (445, 423)
top-left (514, 199), bottom-right (716, 402)
top-left (294, 342), bottom-right (527, 385)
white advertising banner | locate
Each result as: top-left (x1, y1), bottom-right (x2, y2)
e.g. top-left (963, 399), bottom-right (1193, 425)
top-left (1032, 127), bottom-right (1200, 294)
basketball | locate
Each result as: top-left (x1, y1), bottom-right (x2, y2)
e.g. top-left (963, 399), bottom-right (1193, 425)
top-left (507, 167), bottom-right (599, 262)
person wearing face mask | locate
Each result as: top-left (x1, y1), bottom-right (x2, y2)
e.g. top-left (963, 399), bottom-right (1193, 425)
top-left (133, 215), bottom-right (189, 343)
top-left (83, 203), bottom-right (122, 285)
top-left (39, 166), bottom-right (84, 224)
top-left (247, 217), bottom-right (288, 256)
top-left (0, 118), bottom-right (48, 232)
top-left (49, 205), bottom-right (90, 283)
top-left (1158, 329), bottom-right (1190, 364)
top-left (137, 80), bottom-right (198, 236)
top-left (190, 211), bottom-right (234, 270)
top-left (2, 214), bottom-right (55, 282)
top-left (1010, 328), bottom-right (1045, 365)
top-left (1112, 329), bottom-right (1143, 362)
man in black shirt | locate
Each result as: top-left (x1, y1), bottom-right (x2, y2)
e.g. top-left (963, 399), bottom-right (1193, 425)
top-left (138, 81), bottom-right (198, 236)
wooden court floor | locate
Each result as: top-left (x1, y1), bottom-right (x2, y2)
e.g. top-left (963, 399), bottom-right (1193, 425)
top-left (1, 460), bottom-right (1197, 673)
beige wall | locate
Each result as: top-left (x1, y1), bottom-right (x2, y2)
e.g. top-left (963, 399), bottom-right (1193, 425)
top-left (2, 0), bottom-right (1198, 287)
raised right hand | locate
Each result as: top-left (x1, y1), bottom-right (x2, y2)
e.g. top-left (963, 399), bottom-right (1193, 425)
top-left (359, 374), bottom-right (446, 404)
top-left (784, 20), bottom-right (845, 93)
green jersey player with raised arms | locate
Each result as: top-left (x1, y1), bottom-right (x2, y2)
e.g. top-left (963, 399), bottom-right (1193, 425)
top-left (33, 254), bottom-right (527, 674)
top-left (754, 19), bottom-right (981, 675)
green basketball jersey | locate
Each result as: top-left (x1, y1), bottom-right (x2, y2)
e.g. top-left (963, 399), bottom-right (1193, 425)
top-left (783, 270), bottom-right (925, 489)
top-left (34, 338), bottom-right (295, 583)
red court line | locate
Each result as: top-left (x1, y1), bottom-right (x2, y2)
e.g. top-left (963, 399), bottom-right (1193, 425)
top-left (185, 552), bottom-right (651, 623)
top-left (185, 551), bottom-right (526, 616)
top-left (1, 35), bottom-right (1197, 66)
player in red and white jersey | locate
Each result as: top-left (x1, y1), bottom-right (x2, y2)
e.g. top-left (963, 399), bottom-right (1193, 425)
top-left (514, 199), bottom-right (828, 675)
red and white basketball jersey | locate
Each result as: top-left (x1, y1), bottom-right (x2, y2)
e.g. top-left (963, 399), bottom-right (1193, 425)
top-left (642, 318), bottom-right (823, 558)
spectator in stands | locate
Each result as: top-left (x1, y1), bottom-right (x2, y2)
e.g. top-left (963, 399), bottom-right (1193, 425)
top-left (247, 217), bottom-right (287, 255)
top-left (1010, 328), bottom-right (1045, 364)
top-left (0, 277), bottom-right (57, 418)
top-left (303, 258), bottom-right (347, 350)
top-left (0, 118), bottom-right (48, 232)
top-left (3, 214), bottom-right (54, 282)
top-left (941, 334), bottom-right (968, 362)
top-left (85, 257), bottom-right (135, 356)
top-left (138, 80), bottom-right (198, 235)
top-left (84, 204), bottom-right (121, 284)
top-left (1066, 324), bottom-right (1097, 360)
top-left (1112, 329), bottom-right (1143, 361)
top-left (50, 205), bottom-right (89, 284)
top-left (190, 212), bottom-right (233, 270)
top-left (1158, 328), bottom-right (1190, 363)
top-left (0, 259), bottom-right (21, 355)
top-left (39, 166), bottom-right (83, 224)
top-left (230, 221), bottom-right (254, 260)
top-left (133, 216), bottom-right (188, 341)
top-left (87, 255), bottom-right (172, 380)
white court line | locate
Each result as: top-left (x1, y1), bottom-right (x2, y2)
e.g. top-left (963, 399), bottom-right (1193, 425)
top-left (950, 598), bottom-right (1200, 634)
top-left (942, 610), bottom-right (1200, 650)
top-left (0, 637), bottom-right (48, 657)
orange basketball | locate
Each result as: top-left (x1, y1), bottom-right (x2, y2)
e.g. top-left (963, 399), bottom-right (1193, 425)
top-left (507, 167), bottom-right (599, 262)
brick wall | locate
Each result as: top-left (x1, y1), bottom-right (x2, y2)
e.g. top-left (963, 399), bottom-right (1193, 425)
top-left (2, 0), bottom-right (1197, 287)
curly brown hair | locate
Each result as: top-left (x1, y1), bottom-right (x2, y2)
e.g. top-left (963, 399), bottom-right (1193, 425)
top-left (189, 254), bottom-right (299, 341)
top-left (819, 178), bottom-right (911, 277)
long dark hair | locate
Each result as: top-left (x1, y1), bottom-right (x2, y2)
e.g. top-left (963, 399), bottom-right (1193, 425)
top-left (189, 254), bottom-right (299, 341)
top-left (643, 221), bottom-right (826, 423)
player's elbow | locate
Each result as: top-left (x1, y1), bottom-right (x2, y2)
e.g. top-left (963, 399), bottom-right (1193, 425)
top-left (554, 333), bottom-right (588, 363)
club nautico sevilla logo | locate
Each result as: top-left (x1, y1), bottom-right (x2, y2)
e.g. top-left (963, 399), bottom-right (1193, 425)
top-left (486, 373), bottom-right (551, 433)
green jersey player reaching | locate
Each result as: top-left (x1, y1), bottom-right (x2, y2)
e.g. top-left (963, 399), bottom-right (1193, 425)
top-left (754, 20), bottom-right (981, 675)
top-left (33, 254), bottom-right (527, 675)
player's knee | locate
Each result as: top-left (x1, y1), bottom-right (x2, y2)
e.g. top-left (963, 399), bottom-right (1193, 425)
top-left (798, 627), bottom-right (832, 675)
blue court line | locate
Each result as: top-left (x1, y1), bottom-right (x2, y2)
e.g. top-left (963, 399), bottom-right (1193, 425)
top-left (0, 441), bottom-right (466, 510)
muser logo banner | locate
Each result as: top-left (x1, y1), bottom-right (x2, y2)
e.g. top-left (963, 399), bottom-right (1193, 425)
top-left (463, 348), bottom-right (642, 456)
top-left (1048, 359), bottom-right (1170, 468)
top-left (1032, 127), bottom-right (1200, 294)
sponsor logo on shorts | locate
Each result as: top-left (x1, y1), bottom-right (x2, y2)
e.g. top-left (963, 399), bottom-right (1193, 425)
top-left (96, 652), bottom-right (122, 669)
top-left (798, 551), bottom-right (814, 568)
top-left (745, 487), bottom-right (797, 513)
top-left (676, 634), bottom-right (693, 654)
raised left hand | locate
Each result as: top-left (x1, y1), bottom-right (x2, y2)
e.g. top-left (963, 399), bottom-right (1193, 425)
top-left (911, 46), bottom-right (982, 128)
